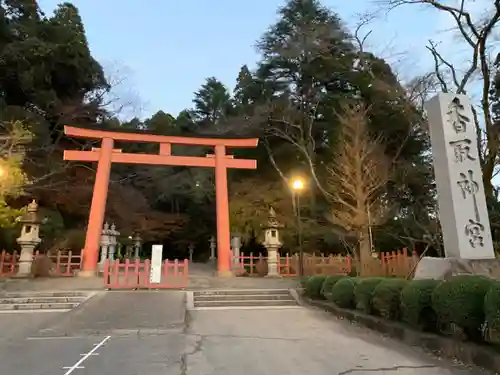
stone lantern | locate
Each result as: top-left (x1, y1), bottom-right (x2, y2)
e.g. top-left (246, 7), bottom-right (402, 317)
top-left (262, 207), bottom-right (284, 278)
top-left (231, 234), bottom-right (242, 267)
top-left (132, 233), bottom-right (142, 260)
top-left (16, 200), bottom-right (45, 276)
top-left (188, 243), bottom-right (195, 263)
top-left (108, 223), bottom-right (119, 261)
top-left (99, 222), bottom-right (111, 270)
top-left (209, 236), bottom-right (216, 263)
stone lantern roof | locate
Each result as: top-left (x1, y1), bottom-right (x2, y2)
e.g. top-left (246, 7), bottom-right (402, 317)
top-left (265, 207), bottom-right (284, 229)
top-left (17, 200), bottom-right (44, 224)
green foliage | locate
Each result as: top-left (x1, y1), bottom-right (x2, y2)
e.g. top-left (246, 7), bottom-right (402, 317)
top-left (484, 281), bottom-right (500, 345)
top-left (193, 77), bottom-right (232, 125)
top-left (305, 275), bottom-right (327, 299)
top-left (400, 279), bottom-right (441, 331)
top-left (331, 277), bottom-right (358, 308)
top-left (432, 275), bottom-right (493, 340)
top-left (321, 275), bottom-right (345, 299)
top-left (0, 120), bottom-right (33, 227)
top-left (299, 276), bottom-right (309, 288)
top-left (372, 278), bottom-right (408, 320)
top-left (354, 277), bottom-right (385, 314)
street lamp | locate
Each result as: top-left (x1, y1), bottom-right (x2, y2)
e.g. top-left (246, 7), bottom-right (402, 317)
top-left (291, 177), bottom-right (305, 277)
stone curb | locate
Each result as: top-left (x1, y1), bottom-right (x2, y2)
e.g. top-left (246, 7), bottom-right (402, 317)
top-left (302, 296), bottom-right (500, 373)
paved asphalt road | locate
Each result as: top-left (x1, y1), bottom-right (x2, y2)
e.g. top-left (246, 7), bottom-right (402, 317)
top-left (0, 291), bottom-right (490, 375)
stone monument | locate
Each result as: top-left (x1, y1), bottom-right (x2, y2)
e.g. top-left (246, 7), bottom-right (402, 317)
top-left (416, 93), bottom-right (498, 279)
top-left (262, 207), bottom-right (284, 278)
top-left (16, 200), bottom-right (44, 277)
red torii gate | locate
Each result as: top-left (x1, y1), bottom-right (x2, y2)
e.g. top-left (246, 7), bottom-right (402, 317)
top-left (63, 126), bottom-right (258, 277)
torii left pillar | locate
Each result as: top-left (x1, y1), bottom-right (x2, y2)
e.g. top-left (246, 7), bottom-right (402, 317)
top-left (80, 138), bottom-right (113, 277)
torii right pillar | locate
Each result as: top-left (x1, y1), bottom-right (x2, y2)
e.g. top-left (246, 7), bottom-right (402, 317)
top-left (215, 144), bottom-right (232, 276)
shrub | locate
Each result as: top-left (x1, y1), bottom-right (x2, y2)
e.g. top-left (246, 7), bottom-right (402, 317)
top-left (321, 275), bottom-right (345, 300)
top-left (372, 278), bottom-right (408, 320)
top-left (299, 276), bottom-right (309, 288)
top-left (400, 279), bottom-right (441, 331)
top-left (432, 275), bottom-right (493, 340)
top-left (305, 275), bottom-right (327, 299)
top-left (354, 277), bottom-right (385, 314)
top-left (331, 277), bottom-right (359, 308)
top-left (484, 281), bottom-right (500, 345)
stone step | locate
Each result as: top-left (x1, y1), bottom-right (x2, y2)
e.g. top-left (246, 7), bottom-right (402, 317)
top-left (0, 302), bottom-right (81, 311)
top-left (194, 299), bottom-right (298, 308)
top-left (0, 291), bottom-right (89, 298)
top-left (194, 289), bottom-right (290, 296)
top-left (195, 294), bottom-right (295, 301)
top-left (0, 296), bottom-right (87, 304)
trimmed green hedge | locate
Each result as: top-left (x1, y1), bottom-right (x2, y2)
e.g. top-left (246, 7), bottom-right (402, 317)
top-left (304, 273), bottom-right (500, 347)
top-left (354, 277), bottom-right (385, 314)
top-left (305, 275), bottom-right (327, 299)
top-left (331, 277), bottom-right (358, 308)
top-left (400, 279), bottom-right (440, 331)
top-left (485, 281), bottom-right (500, 345)
top-left (372, 279), bottom-right (408, 320)
top-left (432, 275), bottom-right (493, 340)
top-left (321, 275), bottom-right (345, 299)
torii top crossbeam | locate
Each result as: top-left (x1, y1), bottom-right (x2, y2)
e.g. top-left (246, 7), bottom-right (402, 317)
top-left (63, 125), bottom-right (259, 277)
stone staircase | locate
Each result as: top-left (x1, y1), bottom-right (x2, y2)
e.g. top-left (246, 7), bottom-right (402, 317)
top-left (191, 289), bottom-right (299, 310)
top-left (0, 291), bottom-right (94, 312)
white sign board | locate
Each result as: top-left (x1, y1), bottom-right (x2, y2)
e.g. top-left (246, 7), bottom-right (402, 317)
top-left (150, 244), bottom-right (163, 284)
top-left (425, 93), bottom-right (495, 259)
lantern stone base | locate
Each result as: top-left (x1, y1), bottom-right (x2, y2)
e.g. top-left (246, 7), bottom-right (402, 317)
top-left (16, 243), bottom-right (38, 277)
top-left (414, 256), bottom-right (500, 281)
top-left (265, 247), bottom-right (281, 278)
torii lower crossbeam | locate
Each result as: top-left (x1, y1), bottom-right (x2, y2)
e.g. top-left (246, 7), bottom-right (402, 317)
top-left (63, 126), bottom-right (258, 277)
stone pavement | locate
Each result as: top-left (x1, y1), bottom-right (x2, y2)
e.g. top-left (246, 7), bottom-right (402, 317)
top-left (0, 276), bottom-right (105, 292)
top-left (0, 289), bottom-right (490, 375)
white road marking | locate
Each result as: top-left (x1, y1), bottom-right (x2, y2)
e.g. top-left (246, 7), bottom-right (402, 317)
top-left (62, 335), bottom-right (110, 375)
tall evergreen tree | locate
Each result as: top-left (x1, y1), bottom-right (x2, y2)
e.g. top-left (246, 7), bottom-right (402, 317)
top-left (192, 77), bottom-right (232, 127)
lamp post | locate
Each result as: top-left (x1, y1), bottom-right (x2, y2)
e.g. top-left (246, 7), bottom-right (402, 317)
top-left (291, 178), bottom-right (305, 277)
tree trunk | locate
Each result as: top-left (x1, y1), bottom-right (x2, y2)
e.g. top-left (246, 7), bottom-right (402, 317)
top-left (358, 227), bottom-right (372, 276)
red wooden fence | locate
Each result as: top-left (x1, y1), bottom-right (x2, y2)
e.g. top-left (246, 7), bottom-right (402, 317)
top-left (232, 248), bottom-right (418, 277)
top-left (0, 250), bottom-right (82, 277)
top-left (103, 258), bottom-right (189, 289)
